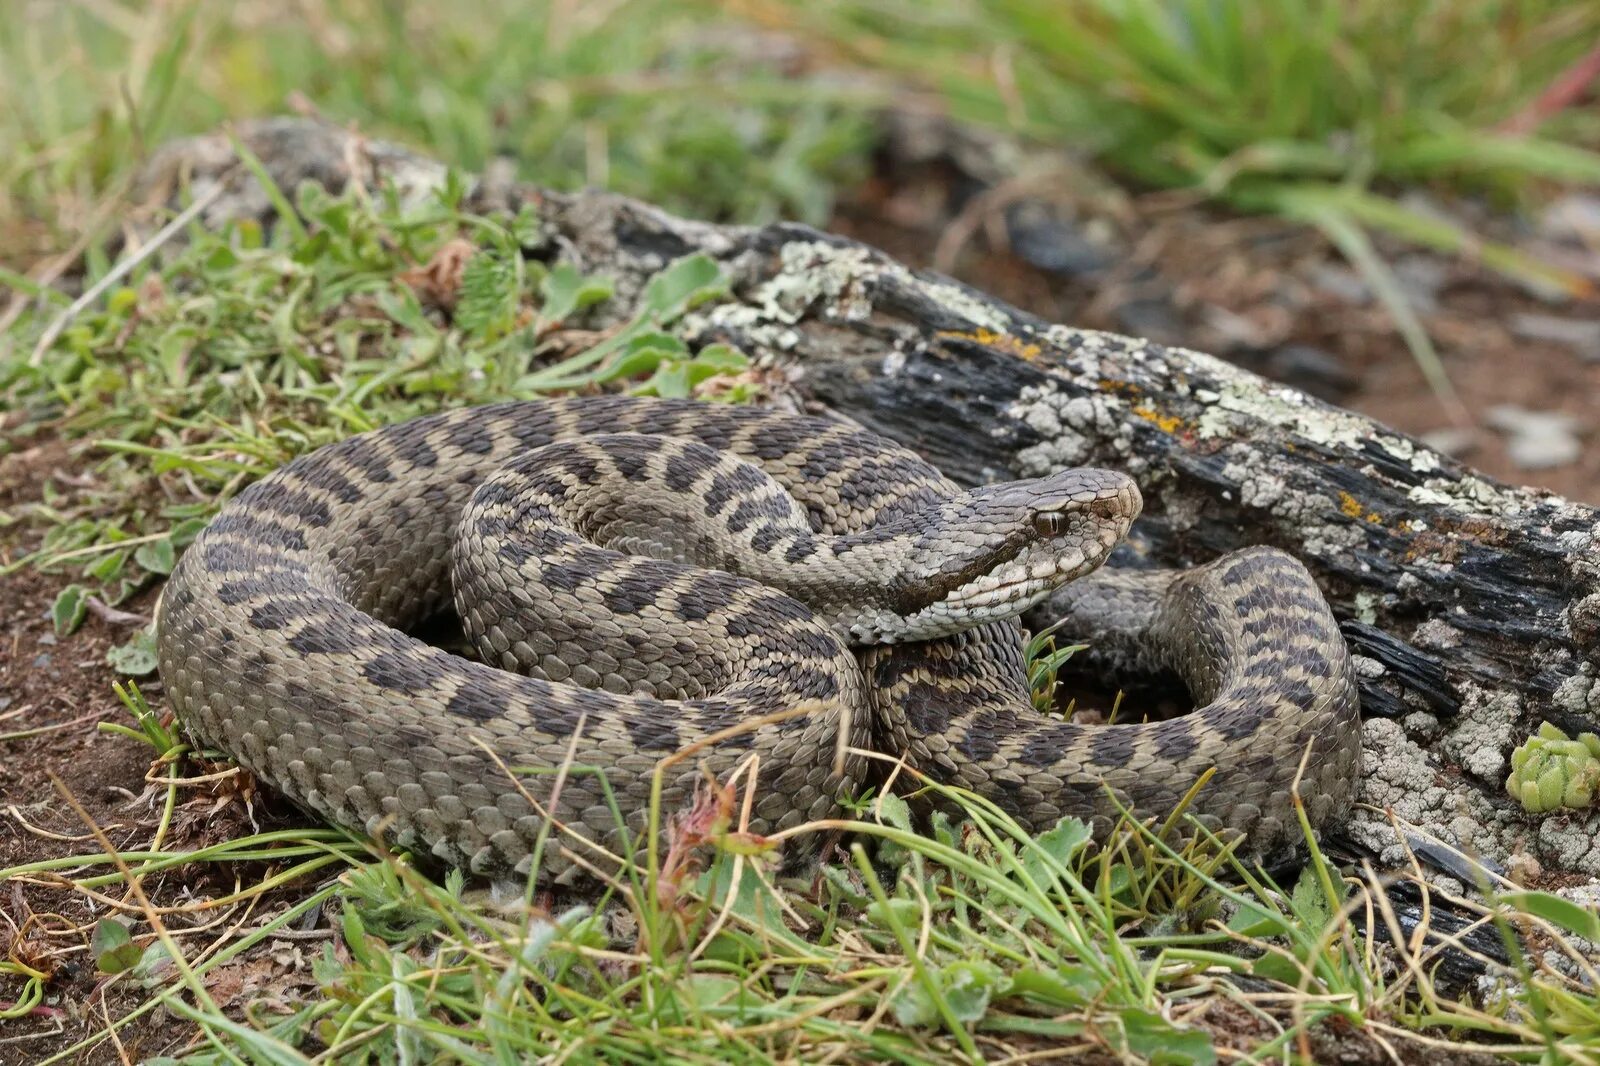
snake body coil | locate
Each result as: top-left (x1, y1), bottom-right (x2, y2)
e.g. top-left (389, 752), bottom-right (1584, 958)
top-left (156, 397), bottom-right (1361, 875)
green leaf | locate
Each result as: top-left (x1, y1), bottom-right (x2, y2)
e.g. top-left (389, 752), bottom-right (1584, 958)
top-left (888, 978), bottom-right (939, 1028)
top-left (873, 792), bottom-right (914, 832)
top-left (639, 254), bottom-right (726, 321)
top-left (1021, 815), bottom-right (1092, 884)
top-left (1226, 899), bottom-right (1291, 938)
top-left (134, 537), bottom-right (176, 575)
top-left (92, 918), bottom-right (142, 975)
top-left (683, 973), bottom-right (745, 1010)
top-left (864, 897), bottom-right (922, 929)
top-left (539, 263), bottom-right (613, 325)
top-left (107, 629), bottom-right (160, 677)
top-left (940, 960), bottom-right (1009, 1025)
top-left (52, 584), bottom-right (90, 636)
top-left (1010, 964), bottom-right (1102, 1008)
top-left (1289, 863), bottom-right (1338, 924)
top-left (87, 548), bottom-right (128, 583)
top-left (1249, 950), bottom-right (1307, 987)
top-left (132, 941), bottom-right (174, 989)
top-left (690, 343), bottom-right (747, 371)
top-left (1498, 890), bottom-right (1600, 941)
top-left (1121, 1007), bottom-right (1217, 1066)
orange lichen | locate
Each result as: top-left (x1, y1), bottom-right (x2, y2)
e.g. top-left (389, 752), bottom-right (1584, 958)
top-left (1132, 406), bottom-right (1184, 434)
top-left (936, 328), bottom-right (1043, 362)
top-left (1337, 491), bottom-right (1381, 524)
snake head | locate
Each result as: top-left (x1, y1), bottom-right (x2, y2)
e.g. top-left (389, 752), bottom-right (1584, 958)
top-left (868, 468), bottom-right (1141, 643)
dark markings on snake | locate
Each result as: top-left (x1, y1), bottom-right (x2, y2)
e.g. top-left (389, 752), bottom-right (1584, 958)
top-left (955, 713), bottom-right (1004, 761)
top-left (725, 498), bottom-right (769, 534)
top-left (1015, 723), bottom-right (1077, 768)
top-left (574, 403), bottom-right (622, 437)
top-left (1275, 677), bottom-right (1317, 707)
top-left (702, 473), bottom-right (739, 517)
top-left (538, 563), bottom-right (585, 594)
top-left (726, 592), bottom-right (812, 633)
top-left (901, 682), bottom-right (965, 737)
top-left (474, 480), bottom-right (518, 508)
top-left (614, 449), bottom-right (651, 483)
top-left (1088, 728), bottom-right (1136, 768)
top-left (394, 431), bottom-right (439, 468)
top-left (239, 652), bottom-right (272, 687)
top-left (217, 578), bottom-right (275, 606)
top-left (1222, 553), bottom-right (1278, 585)
top-left (784, 666), bottom-right (839, 700)
top-left (492, 540), bottom-right (531, 571)
top-left (665, 448), bottom-right (717, 493)
top-left (1241, 615), bottom-right (1277, 639)
top-left (783, 534), bottom-right (820, 563)
top-left (750, 433), bottom-right (799, 461)
top-left (566, 454), bottom-right (602, 486)
top-left (873, 646), bottom-right (962, 689)
top-left (833, 522), bottom-right (904, 554)
top-left (1212, 707), bottom-right (1267, 743)
top-left (288, 619), bottom-right (368, 656)
top-left (510, 410), bottom-right (556, 451)
top-left (449, 420), bottom-right (496, 455)
top-left (623, 714), bottom-right (681, 752)
top-left (687, 420), bottom-right (736, 452)
top-left (248, 601), bottom-right (303, 631)
top-left (444, 685), bottom-right (510, 722)
top-left (208, 511), bottom-right (309, 552)
top-left (705, 465), bottom-right (768, 518)
top-left (1152, 724), bottom-right (1199, 763)
top-left (294, 462), bottom-right (365, 504)
top-left (203, 541), bottom-right (284, 573)
top-left (363, 650), bottom-right (450, 692)
top-left (532, 520), bottom-right (577, 553)
top-left (327, 437), bottom-right (394, 483)
top-left (603, 570), bottom-right (674, 616)
top-left (749, 524), bottom-right (784, 554)
top-left (670, 570), bottom-right (743, 622)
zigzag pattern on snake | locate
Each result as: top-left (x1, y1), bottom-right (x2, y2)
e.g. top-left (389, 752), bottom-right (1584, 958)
top-left (155, 397), bottom-right (1361, 876)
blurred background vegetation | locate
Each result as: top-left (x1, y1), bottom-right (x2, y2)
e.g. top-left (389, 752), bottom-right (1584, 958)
top-left (5, 0), bottom-right (1598, 261)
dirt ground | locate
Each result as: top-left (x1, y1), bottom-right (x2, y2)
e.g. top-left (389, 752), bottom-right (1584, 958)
top-left (3, 155), bottom-right (1597, 1060)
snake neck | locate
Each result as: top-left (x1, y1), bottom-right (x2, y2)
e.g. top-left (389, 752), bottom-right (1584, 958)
top-left (718, 519), bottom-right (943, 642)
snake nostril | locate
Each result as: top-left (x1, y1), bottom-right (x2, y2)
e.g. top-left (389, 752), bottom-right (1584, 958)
top-left (1087, 497), bottom-right (1128, 522)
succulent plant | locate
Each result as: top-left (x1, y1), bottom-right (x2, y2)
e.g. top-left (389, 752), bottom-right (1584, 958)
top-left (1507, 722), bottom-right (1600, 814)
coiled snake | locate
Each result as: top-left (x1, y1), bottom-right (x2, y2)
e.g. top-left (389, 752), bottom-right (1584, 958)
top-left (155, 397), bottom-right (1360, 876)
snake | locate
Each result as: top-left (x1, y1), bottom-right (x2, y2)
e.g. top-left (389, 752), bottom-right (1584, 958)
top-left (155, 396), bottom-right (1361, 878)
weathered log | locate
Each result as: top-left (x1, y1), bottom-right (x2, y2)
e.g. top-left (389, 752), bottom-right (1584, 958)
top-left (134, 118), bottom-right (1600, 881)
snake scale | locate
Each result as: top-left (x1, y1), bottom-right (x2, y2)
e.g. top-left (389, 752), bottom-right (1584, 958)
top-left (155, 397), bottom-right (1361, 877)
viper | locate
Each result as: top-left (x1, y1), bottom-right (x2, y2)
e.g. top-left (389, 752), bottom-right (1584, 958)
top-left (155, 397), bottom-right (1360, 876)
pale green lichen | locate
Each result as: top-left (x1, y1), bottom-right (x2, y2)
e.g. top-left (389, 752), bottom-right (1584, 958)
top-left (1508, 722), bottom-right (1600, 814)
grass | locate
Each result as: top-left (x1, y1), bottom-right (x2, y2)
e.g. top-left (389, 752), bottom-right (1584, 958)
top-left (5, 1), bottom-right (1600, 1060)
top-left (0, 0), bottom-right (878, 273)
top-left (5, 686), bottom-right (1600, 1062)
top-left (2, 169), bottom-right (760, 617)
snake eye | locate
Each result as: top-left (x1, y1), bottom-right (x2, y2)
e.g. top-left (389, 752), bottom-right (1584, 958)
top-left (1032, 511), bottom-right (1065, 537)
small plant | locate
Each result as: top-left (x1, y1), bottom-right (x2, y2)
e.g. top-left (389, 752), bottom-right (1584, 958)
top-left (1508, 721), bottom-right (1600, 813)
